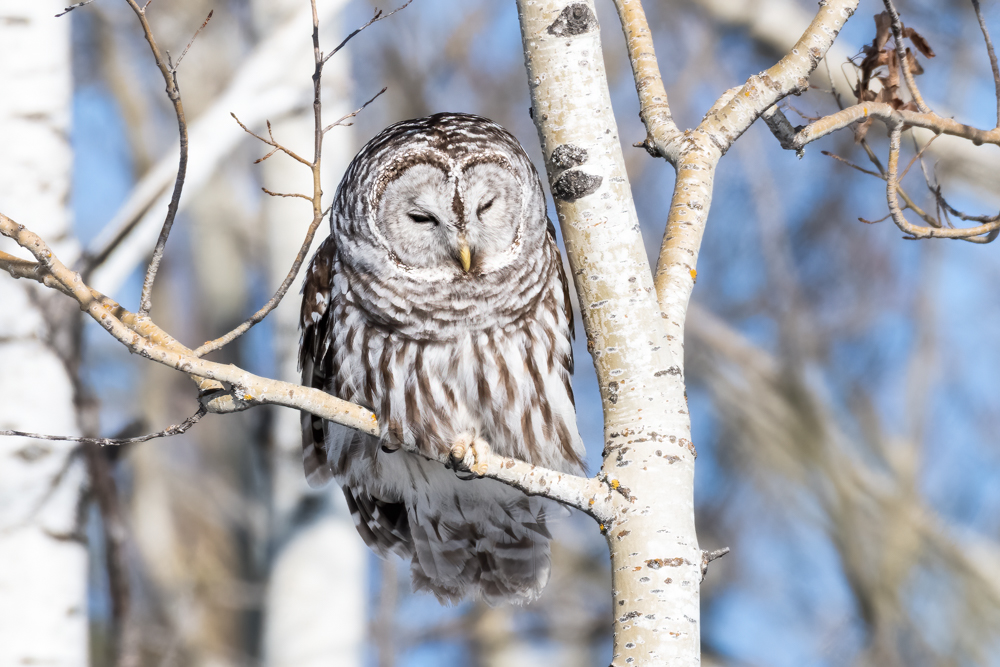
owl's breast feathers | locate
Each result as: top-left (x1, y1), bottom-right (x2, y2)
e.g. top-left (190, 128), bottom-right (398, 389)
top-left (339, 231), bottom-right (584, 475)
top-left (299, 112), bottom-right (586, 605)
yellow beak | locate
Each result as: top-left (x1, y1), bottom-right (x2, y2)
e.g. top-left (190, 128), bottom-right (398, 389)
top-left (458, 236), bottom-right (472, 273)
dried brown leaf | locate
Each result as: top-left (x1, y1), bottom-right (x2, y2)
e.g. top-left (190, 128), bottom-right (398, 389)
top-left (902, 25), bottom-right (936, 58)
top-left (874, 12), bottom-right (892, 52)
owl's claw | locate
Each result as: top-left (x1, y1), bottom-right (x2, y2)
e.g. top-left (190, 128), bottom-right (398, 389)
top-left (449, 433), bottom-right (491, 477)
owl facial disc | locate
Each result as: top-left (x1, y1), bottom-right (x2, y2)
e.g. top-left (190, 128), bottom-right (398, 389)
top-left (370, 149), bottom-right (527, 280)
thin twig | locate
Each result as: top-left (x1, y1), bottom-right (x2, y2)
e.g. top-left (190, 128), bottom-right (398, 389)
top-left (857, 137), bottom-right (949, 230)
top-left (822, 151), bottom-right (884, 179)
top-left (259, 188), bottom-right (312, 201)
top-left (321, 1), bottom-right (414, 65)
top-left (173, 10), bottom-right (213, 71)
top-left (123, 0), bottom-right (196, 317)
top-left (899, 133), bottom-right (938, 181)
top-left (885, 123), bottom-right (1000, 240)
top-left (196, 0), bottom-right (335, 358)
top-left (971, 0), bottom-right (1000, 128)
top-left (0, 407), bottom-right (207, 447)
top-left (323, 87), bottom-right (387, 133)
top-left (824, 57), bottom-right (846, 111)
top-left (231, 113), bottom-right (312, 166)
top-left (882, 0), bottom-right (931, 113)
top-left (858, 212), bottom-right (893, 224)
top-left (824, 140), bottom-right (954, 232)
top-left (55, 0), bottom-right (95, 17)
top-left (197, 1), bottom-right (402, 357)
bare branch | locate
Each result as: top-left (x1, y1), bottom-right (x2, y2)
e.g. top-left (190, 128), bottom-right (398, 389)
top-left (822, 150), bottom-right (884, 179)
top-left (882, 0), bottom-right (931, 113)
top-left (193, 197), bottom-right (324, 357)
top-left (781, 102), bottom-right (1000, 151)
top-left (611, 0), bottom-right (683, 163)
top-left (654, 0), bottom-right (859, 358)
top-left (0, 211), bottom-right (377, 430)
top-left (230, 113), bottom-right (312, 166)
top-left (899, 133), bottom-right (938, 181)
top-left (0, 212), bottom-right (611, 517)
top-left (971, 0), bottom-right (1000, 128)
top-left (0, 407), bottom-right (207, 447)
top-left (700, 547), bottom-right (731, 582)
top-left (122, 0), bottom-right (195, 317)
top-left (0, 250), bottom-right (77, 297)
top-left (321, 1), bottom-right (414, 65)
top-left (259, 188), bottom-right (312, 201)
top-left (323, 87), bottom-right (387, 134)
top-left (885, 123), bottom-right (1000, 240)
top-left (173, 10), bottom-right (213, 71)
top-left (858, 212), bottom-right (893, 225)
top-left (55, 0), bottom-right (95, 17)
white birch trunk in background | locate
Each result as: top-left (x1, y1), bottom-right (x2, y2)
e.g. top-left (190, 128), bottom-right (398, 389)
top-left (0, 2), bottom-right (87, 665)
top-left (517, 2), bottom-right (701, 665)
top-left (255, 2), bottom-right (366, 665)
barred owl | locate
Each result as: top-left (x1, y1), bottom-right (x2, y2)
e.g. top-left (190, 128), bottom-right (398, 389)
top-left (299, 112), bottom-right (585, 605)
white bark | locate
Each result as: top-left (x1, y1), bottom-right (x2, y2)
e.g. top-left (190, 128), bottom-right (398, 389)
top-left (0, 2), bottom-right (87, 665)
top-left (255, 2), bottom-right (367, 665)
top-left (518, 2), bottom-right (700, 665)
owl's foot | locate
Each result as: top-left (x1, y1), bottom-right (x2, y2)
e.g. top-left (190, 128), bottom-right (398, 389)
top-left (449, 433), bottom-right (491, 478)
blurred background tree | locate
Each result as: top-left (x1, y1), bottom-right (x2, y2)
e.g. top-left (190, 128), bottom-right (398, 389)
top-left (10, 0), bottom-right (1000, 665)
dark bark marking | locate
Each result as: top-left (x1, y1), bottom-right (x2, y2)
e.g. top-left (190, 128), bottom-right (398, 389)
top-left (550, 143), bottom-right (588, 170)
top-left (546, 3), bottom-right (598, 37)
top-left (551, 169), bottom-right (602, 202)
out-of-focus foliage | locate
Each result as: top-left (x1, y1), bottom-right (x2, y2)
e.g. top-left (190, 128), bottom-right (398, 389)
top-left (71, 0), bottom-right (1000, 665)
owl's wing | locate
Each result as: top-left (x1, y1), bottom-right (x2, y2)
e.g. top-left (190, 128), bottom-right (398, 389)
top-left (299, 234), bottom-right (344, 488)
top-left (547, 217), bottom-right (575, 344)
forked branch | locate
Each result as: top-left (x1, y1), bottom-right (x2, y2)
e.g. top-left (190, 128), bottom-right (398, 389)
top-left (196, 4), bottom-right (399, 358)
top-left (120, 0), bottom-right (210, 317)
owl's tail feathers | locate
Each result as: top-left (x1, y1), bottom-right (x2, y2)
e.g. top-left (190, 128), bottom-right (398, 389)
top-left (406, 478), bottom-right (556, 607)
top-left (343, 487), bottom-right (414, 559)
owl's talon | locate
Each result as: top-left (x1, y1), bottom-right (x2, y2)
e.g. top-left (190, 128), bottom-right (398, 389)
top-left (449, 434), bottom-right (491, 477)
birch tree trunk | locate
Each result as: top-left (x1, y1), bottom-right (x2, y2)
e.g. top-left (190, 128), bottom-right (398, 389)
top-left (256, 2), bottom-right (367, 665)
top-left (516, 0), bottom-right (860, 664)
top-left (0, 2), bottom-right (88, 665)
top-left (517, 3), bottom-right (701, 665)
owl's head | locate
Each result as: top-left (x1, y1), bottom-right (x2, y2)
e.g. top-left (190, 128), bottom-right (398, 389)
top-left (337, 113), bottom-right (548, 280)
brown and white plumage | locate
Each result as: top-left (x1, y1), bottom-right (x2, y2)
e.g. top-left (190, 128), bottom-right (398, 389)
top-left (299, 113), bottom-right (585, 605)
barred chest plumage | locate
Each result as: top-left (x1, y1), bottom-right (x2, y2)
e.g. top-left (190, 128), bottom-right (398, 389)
top-left (300, 112), bottom-right (588, 604)
top-left (326, 246), bottom-right (583, 474)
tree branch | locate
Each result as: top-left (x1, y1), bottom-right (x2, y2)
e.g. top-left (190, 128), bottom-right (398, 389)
top-left (786, 103), bottom-right (1000, 150)
top-left (884, 123), bottom-right (1000, 241)
top-left (0, 407), bottom-right (207, 447)
top-left (611, 0), bottom-right (684, 163)
top-left (121, 0), bottom-right (200, 317)
top-left (882, 0), bottom-right (930, 114)
top-left (1, 211), bottom-right (610, 518)
top-left (652, 0), bottom-right (858, 360)
top-left (971, 0), bottom-right (1000, 128)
